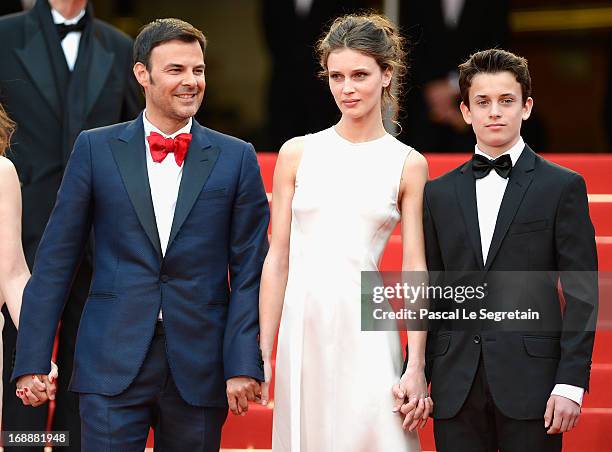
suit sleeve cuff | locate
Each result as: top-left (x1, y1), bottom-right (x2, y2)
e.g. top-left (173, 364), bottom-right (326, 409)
top-left (225, 365), bottom-right (265, 383)
top-left (551, 384), bottom-right (584, 406)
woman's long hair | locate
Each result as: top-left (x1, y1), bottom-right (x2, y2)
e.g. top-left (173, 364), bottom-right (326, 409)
top-left (0, 103), bottom-right (15, 155)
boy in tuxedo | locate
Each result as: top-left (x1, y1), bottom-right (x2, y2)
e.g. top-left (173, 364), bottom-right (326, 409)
top-left (401, 49), bottom-right (597, 451)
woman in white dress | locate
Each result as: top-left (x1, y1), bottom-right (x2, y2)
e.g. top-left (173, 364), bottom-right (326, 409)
top-left (0, 104), bottom-right (57, 417)
top-left (259, 14), bottom-right (432, 452)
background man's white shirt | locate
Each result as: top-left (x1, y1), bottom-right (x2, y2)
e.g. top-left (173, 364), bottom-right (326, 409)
top-left (51, 7), bottom-right (86, 71)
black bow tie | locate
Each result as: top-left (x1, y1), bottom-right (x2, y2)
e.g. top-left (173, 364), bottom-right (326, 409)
top-left (471, 153), bottom-right (513, 179)
top-left (56, 15), bottom-right (87, 41)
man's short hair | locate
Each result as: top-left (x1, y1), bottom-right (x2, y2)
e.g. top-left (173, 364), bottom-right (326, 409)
top-left (459, 49), bottom-right (531, 107)
top-left (133, 18), bottom-right (206, 70)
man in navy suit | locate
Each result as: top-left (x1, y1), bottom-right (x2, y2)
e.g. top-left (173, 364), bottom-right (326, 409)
top-left (12, 18), bottom-right (269, 450)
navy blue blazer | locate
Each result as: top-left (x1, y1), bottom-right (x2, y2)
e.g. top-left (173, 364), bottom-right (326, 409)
top-left (12, 113), bottom-right (270, 407)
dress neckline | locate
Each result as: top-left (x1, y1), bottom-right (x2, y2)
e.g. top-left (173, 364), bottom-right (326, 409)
top-left (331, 126), bottom-right (390, 147)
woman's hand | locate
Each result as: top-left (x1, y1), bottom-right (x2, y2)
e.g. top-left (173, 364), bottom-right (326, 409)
top-left (45, 361), bottom-right (59, 398)
top-left (392, 365), bottom-right (432, 431)
top-left (260, 352), bottom-right (273, 406)
top-left (15, 361), bottom-right (58, 407)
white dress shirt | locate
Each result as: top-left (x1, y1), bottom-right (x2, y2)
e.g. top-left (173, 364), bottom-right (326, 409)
top-left (51, 8), bottom-right (86, 71)
top-left (441, 0), bottom-right (465, 28)
top-left (474, 137), bottom-right (584, 406)
top-left (441, 0), bottom-right (466, 91)
top-left (294, 0), bottom-right (314, 16)
top-left (21, 0), bottom-right (35, 10)
top-left (475, 137), bottom-right (524, 264)
top-left (143, 112), bottom-right (193, 320)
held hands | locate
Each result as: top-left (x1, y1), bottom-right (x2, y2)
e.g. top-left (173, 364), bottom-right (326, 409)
top-left (226, 376), bottom-right (261, 416)
top-left (15, 361), bottom-right (59, 407)
top-left (392, 365), bottom-right (433, 431)
top-left (544, 395), bottom-right (581, 434)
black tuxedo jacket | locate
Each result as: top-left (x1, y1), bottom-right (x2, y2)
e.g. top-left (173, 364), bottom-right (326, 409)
top-left (421, 146), bottom-right (598, 420)
top-left (0, 0), bottom-right (142, 265)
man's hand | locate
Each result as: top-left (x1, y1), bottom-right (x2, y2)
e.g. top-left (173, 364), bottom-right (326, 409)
top-left (544, 395), bottom-right (581, 434)
top-left (15, 362), bottom-right (58, 407)
top-left (423, 78), bottom-right (469, 133)
top-left (226, 376), bottom-right (261, 416)
top-left (392, 365), bottom-right (433, 431)
top-left (424, 79), bottom-right (457, 124)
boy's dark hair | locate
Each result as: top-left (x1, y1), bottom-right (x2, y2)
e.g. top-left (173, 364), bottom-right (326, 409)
top-left (134, 18), bottom-right (206, 70)
top-left (459, 49), bottom-right (531, 107)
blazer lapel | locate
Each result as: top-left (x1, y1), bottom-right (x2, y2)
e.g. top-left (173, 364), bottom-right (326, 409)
top-left (110, 114), bottom-right (163, 259)
top-left (484, 146), bottom-right (536, 270)
top-left (167, 122), bottom-right (219, 249)
top-left (456, 161), bottom-right (485, 269)
top-left (14, 14), bottom-right (61, 120)
top-left (84, 31), bottom-right (114, 119)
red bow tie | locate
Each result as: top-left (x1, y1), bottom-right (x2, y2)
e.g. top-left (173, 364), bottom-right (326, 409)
top-left (147, 131), bottom-right (192, 166)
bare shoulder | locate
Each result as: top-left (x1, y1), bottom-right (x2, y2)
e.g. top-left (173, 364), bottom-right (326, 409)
top-left (278, 136), bottom-right (305, 160)
top-left (404, 148), bottom-right (428, 176)
top-left (276, 136), bottom-right (305, 176)
top-left (0, 155), bottom-right (15, 172)
top-left (0, 156), bottom-right (19, 191)
top-left (400, 147), bottom-right (428, 188)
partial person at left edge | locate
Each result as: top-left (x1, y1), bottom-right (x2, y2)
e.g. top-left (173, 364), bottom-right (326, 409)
top-left (0, 103), bottom-right (58, 432)
top-left (0, 0), bottom-right (142, 451)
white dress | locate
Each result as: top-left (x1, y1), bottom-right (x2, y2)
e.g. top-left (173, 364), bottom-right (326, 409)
top-left (272, 127), bottom-right (421, 452)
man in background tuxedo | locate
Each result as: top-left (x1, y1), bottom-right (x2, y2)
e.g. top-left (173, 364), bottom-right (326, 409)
top-left (0, 0), bottom-right (141, 450)
top-left (261, 0), bottom-right (366, 151)
top-left (402, 49), bottom-right (597, 451)
top-left (399, 0), bottom-right (509, 152)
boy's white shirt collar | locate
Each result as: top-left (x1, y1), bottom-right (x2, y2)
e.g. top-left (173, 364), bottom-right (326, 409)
top-left (474, 136), bottom-right (525, 165)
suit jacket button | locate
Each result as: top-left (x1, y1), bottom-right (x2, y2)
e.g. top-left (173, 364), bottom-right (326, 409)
top-left (473, 335), bottom-right (481, 344)
top-left (160, 274), bottom-right (169, 283)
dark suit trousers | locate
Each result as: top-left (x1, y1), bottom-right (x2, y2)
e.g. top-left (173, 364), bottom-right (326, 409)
top-left (79, 322), bottom-right (227, 452)
top-left (433, 354), bottom-right (562, 452)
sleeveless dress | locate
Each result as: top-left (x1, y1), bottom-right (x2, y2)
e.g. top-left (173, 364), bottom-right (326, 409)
top-left (272, 127), bottom-right (421, 452)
